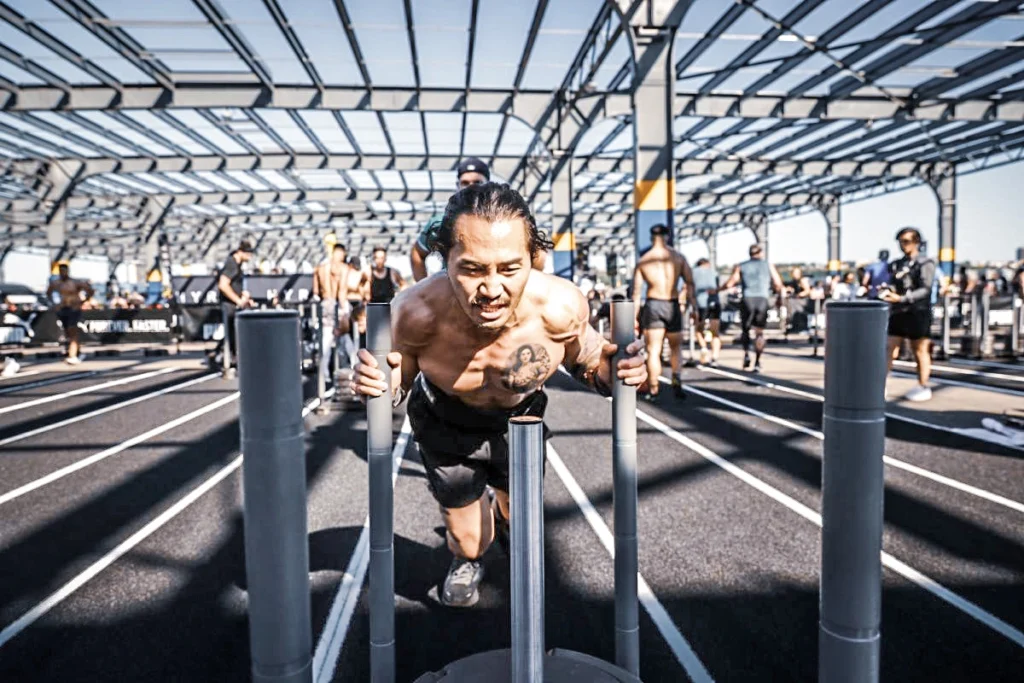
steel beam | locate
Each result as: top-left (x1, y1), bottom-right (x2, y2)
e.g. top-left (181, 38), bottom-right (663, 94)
top-left (928, 164), bottom-right (957, 278)
top-left (550, 150), bottom-right (574, 279)
top-left (819, 196), bottom-right (842, 275)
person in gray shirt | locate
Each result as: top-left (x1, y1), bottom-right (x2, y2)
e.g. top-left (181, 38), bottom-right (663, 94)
top-left (879, 227), bottom-right (936, 402)
top-left (724, 243), bottom-right (783, 373)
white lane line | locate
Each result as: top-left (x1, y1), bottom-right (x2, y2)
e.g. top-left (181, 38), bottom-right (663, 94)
top-left (0, 367), bottom-right (176, 416)
top-left (894, 359), bottom-right (1024, 384)
top-left (0, 396), bottom-right (324, 649)
top-left (946, 357), bottom-right (1024, 372)
top-left (670, 375), bottom-right (1024, 515)
top-left (546, 443), bottom-right (715, 683)
top-left (892, 370), bottom-right (1023, 398)
top-left (0, 370), bottom-right (101, 396)
top-left (699, 364), bottom-right (1024, 452)
top-left (0, 392), bottom-right (238, 507)
top-left (0, 370), bottom-right (42, 381)
top-left (632, 405), bottom-right (1024, 649)
top-left (313, 417), bottom-right (412, 683)
top-left (0, 373), bottom-right (219, 448)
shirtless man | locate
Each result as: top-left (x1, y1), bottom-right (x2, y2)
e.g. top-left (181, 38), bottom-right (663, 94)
top-left (632, 224), bottom-right (696, 401)
top-left (46, 262), bottom-right (94, 365)
top-left (344, 255), bottom-right (370, 306)
top-left (313, 243), bottom-right (351, 391)
top-left (354, 183), bottom-right (647, 607)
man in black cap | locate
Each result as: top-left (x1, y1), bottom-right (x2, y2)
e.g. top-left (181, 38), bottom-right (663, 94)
top-left (410, 158), bottom-right (545, 281)
top-left (211, 239), bottom-right (255, 369)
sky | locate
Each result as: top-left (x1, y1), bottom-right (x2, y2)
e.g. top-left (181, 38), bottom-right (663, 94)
top-left (676, 160), bottom-right (1024, 268)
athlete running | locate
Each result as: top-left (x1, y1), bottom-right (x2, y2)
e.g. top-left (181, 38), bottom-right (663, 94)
top-left (410, 158), bottom-right (545, 282)
top-left (723, 243), bottom-right (783, 373)
top-left (632, 224), bottom-right (696, 400)
top-left (46, 262), bottom-right (94, 365)
top-left (369, 247), bottom-right (407, 304)
top-left (691, 257), bottom-right (722, 366)
top-left (354, 183), bottom-right (647, 607)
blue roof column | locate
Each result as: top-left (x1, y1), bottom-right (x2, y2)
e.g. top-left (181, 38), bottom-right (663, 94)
top-left (631, 20), bottom-right (679, 260)
top-left (550, 150), bottom-right (575, 280)
top-left (819, 196), bottom-right (841, 275)
top-left (928, 163), bottom-right (957, 278)
top-left (748, 214), bottom-right (768, 260)
top-left (704, 228), bottom-right (718, 271)
top-left (42, 161), bottom-right (84, 272)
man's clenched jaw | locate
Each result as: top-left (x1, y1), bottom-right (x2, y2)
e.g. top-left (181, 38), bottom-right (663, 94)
top-left (447, 214), bottom-right (532, 330)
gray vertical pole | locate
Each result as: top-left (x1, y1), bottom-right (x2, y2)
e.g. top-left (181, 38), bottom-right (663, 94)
top-left (1012, 295), bottom-right (1021, 358)
top-left (812, 297), bottom-right (822, 358)
top-left (611, 300), bottom-right (640, 676)
top-left (221, 302), bottom-right (234, 378)
top-left (980, 289), bottom-right (991, 357)
top-left (314, 301), bottom-right (326, 409)
top-left (940, 292), bottom-right (951, 360)
top-left (509, 416), bottom-right (546, 683)
top-left (366, 303), bottom-right (395, 683)
top-left (819, 300), bottom-right (887, 683)
top-left (237, 310), bottom-right (312, 683)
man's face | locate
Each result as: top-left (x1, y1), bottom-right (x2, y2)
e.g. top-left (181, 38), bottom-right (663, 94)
top-left (373, 250), bottom-right (387, 269)
top-left (239, 251), bottom-right (253, 264)
top-left (447, 214), bottom-right (531, 330)
top-left (458, 171), bottom-right (487, 189)
top-left (58, 266), bottom-right (69, 280)
top-left (898, 233), bottom-right (918, 256)
top-left (332, 248), bottom-right (346, 265)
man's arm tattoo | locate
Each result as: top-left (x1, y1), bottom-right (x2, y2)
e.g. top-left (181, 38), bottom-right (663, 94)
top-left (566, 328), bottom-right (611, 396)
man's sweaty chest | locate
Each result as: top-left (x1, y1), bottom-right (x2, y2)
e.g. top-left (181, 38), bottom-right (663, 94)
top-left (417, 327), bottom-right (566, 404)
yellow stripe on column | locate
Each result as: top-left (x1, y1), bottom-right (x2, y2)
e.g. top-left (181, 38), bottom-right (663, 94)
top-left (553, 231), bottom-right (576, 251)
top-left (634, 178), bottom-right (676, 212)
top-left (939, 247), bottom-right (955, 262)
top-left (827, 260), bottom-right (841, 272)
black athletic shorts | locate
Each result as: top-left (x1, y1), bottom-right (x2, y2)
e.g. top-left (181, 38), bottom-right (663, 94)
top-left (697, 300), bottom-right (721, 322)
top-left (640, 299), bottom-right (683, 333)
top-left (56, 307), bottom-right (82, 332)
top-left (741, 297), bottom-right (769, 331)
top-left (406, 373), bottom-right (549, 509)
top-left (888, 307), bottom-right (932, 341)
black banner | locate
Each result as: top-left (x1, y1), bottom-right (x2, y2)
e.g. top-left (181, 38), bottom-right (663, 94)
top-left (172, 276), bottom-right (219, 306)
top-left (244, 274), bottom-right (313, 303)
top-left (76, 309), bottom-right (175, 344)
top-left (177, 305), bottom-right (224, 342)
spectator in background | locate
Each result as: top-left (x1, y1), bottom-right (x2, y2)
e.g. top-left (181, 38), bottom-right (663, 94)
top-left (862, 250), bottom-right (890, 299)
top-left (126, 288), bottom-right (145, 308)
top-left (210, 239), bottom-right (255, 370)
top-left (784, 266), bottom-right (810, 336)
top-left (830, 272), bottom-right (858, 301)
top-left (880, 227), bottom-right (936, 402)
top-left (1014, 261), bottom-right (1024, 298)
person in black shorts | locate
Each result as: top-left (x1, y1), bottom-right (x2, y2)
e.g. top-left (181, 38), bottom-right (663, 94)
top-left (724, 244), bottom-right (783, 372)
top-left (354, 183), bottom-right (647, 607)
top-left (632, 224), bottom-right (696, 400)
top-left (880, 227), bottom-right (936, 402)
top-left (691, 258), bottom-right (722, 366)
top-left (212, 239), bottom-right (255, 369)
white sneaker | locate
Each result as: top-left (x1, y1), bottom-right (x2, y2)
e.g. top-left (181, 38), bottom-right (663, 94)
top-left (904, 384), bottom-right (932, 402)
top-left (1, 358), bottom-right (19, 377)
top-left (65, 356), bottom-right (82, 365)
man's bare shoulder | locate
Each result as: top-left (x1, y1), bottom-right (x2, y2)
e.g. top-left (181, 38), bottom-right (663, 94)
top-left (391, 274), bottom-right (449, 346)
top-left (530, 271), bottom-right (587, 338)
